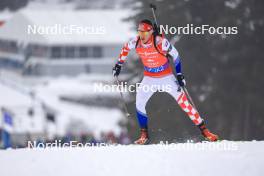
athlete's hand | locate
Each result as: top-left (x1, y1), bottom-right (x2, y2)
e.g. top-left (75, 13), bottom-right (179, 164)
top-left (177, 73), bottom-right (186, 87)
top-left (112, 64), bottom-right (122, 77)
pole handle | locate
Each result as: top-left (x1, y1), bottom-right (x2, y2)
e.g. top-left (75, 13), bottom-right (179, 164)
top-left (150, 3), bottom-right (157, 10)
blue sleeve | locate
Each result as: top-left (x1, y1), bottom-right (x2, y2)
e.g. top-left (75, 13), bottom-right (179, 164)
top-left (174, 56), bottom-right (182, 74)
top-left (165, 41), bottom-right (182, 75)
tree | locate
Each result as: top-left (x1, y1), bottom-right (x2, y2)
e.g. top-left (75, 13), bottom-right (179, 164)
top-left (0, 0), bottom-right (29, 11)
top-left (128, 0), bottom-right (264, 141)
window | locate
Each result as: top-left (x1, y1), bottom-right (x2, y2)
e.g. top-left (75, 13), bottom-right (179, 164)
top-left (64, 46), bottom-right (75, 58)
top-left (50, 45), bottom-right (103, 59)
top-left (78, 46), bottom-right (102, 58)
top-left (51, 46), bottom-right (62, 58)
top-left (28, 44), bottom-right (48, 57)
top-left (79, 46), bottom-right (88, 58)
top-left (93, 46), bottom-right (102, 58)
top-left (0, 39), bottom-right (18, 53)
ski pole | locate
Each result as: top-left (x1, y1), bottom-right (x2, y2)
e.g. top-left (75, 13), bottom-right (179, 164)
top-left (150, 4), bottom-right (159, 31)
top-left (115, 76), bottom-right (130, 118)
top-left (183, 87), bottom-right (197, 110)
top-left (149, 3), bottom-right (199, 110)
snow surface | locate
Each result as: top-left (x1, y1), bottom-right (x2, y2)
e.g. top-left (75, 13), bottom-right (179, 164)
top-left (0, 70), bottom-right (126, 137)
top-left (0, 141), bottom-right (263, 176)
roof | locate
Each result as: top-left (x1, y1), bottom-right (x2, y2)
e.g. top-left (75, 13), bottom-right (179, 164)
top-left (0, 82), bottom-right (32, 108)
top-left (0, 10), bottom-right (135, 45)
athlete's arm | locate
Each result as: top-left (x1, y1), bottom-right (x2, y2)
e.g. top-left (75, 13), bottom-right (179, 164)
top-left (112, 37), bottom-right (138, 76)
top-left (161, 38), bottom-right (182, 74)
top-left (161, 38), bottom-right (186, 86)
top-left (117, 36), bottom-right (138, 65)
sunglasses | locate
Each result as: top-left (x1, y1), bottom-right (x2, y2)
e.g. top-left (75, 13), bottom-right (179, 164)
top-left (137, 30), bottom-right (151, 36)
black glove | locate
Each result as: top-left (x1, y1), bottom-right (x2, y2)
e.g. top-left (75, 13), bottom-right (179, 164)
top-left (112, 64), bottom-right (122, 77)
top-left (177, 73), bottom-right (186, 87)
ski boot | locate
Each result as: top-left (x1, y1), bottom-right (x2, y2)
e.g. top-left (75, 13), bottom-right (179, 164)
top-left (134, 128), bottom-right (149, 145)
top-left (198, 121), bottom-right (219, 142)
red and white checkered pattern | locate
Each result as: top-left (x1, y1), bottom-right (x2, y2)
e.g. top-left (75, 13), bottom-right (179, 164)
top-left (118, 43), bottom-right (130, 64)
top-left (177, 92), bottom-right (203, 125)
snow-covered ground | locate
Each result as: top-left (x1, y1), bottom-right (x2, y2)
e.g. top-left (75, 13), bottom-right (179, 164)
top-left (0, 141), bottom-right (263, 176)
top-left (0, 70), bottom-right (127, 138)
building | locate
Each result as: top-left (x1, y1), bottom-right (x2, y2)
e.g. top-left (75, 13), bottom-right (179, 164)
top-left (0, 10), bottom-right (135, 76)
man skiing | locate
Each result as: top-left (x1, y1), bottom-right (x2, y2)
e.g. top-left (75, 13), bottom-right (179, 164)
top-left (112, 19), bottom-right (219, 144)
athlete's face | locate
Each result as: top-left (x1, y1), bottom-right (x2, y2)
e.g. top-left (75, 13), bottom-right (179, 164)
top-left (138, 30), bottom-right (153, 44)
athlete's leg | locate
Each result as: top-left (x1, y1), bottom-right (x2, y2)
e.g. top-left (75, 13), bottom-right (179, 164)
top-left (160, 75), bottom-right (218, 141)
top-left (159, 75), bottom-right (203, 125)
top-left (136, 76), bottom-right (156, 128)
top-left (134, 76), bottom-right (157, 144)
